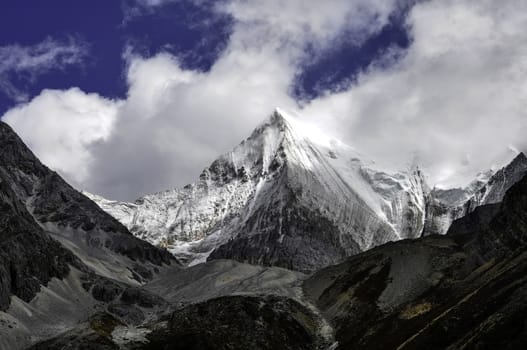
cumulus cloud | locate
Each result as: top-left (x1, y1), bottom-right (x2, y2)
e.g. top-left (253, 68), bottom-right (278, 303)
top-left (2, 88), bottom-right (120, 185)
top-left (220, 0), bottom-right (400, 48)
top-left (85, 49), bottom-right (296, 199)
top-left (87, 0), bottom-right (405, 200)
top-left (0, 37), bottom-right (88, 102)
top-left (4, 0), bottom-right (526, 200)
top-left (302, 0), bottom-right (527, 188)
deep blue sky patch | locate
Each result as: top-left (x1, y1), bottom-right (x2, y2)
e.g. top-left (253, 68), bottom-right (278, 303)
top-left (123, 0), bottom-right (233, 71)
top-left (0, 0), bottom-right (415, 116)
top-left (0, 0), bottom-right (125, 115)
top-left (0, 0), bottom-right (232, 115)
top-left (293, 8), bottom-right (413, 101)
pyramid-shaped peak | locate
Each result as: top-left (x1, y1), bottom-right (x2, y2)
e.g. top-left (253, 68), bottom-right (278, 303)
top-left (259, 107), bottom-right (349, 151)
top-left (498, 151), bottom-right (527, 177)
top-left (267, 107), bottom-right (296, 127)
top-left (247, 108), bottom-right (300, 140)
top-left (273, 107), bottom-right (294, 119)
top-left (510, 151), bottom-right (527, 164)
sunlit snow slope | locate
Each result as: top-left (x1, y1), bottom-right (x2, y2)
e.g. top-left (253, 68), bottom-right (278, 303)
top-left (86, 109), bottom-right (527, 271)
top-left (87, 109), bottom-right (428, 271)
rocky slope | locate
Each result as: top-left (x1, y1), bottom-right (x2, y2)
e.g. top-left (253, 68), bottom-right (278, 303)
top-left (4, 115), bottom-right (526, 349)
top-left (27, 259), bottom-right (331, 350)
top-left (29, 163), bottom-right (527, 350)
top-left (303, 174), bottom-right (527, 349)
top-left (423, 152), bottom-right (527, 236)
top-left (0, 122), bottom-right (176, 349)
top-left (87, 109), bottom-right (429, 272)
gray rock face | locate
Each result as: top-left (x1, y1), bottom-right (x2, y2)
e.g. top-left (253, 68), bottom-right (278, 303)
top-left (0, 175), bottom-right (81, 311)
top-left (304, 175), bottom-right (527, 349)
top-left (208, 169), bottom-right (361, 272)
top-left (423, 152), bottom-right (527, 236)
top-left (0, 122), bottom-right (176, 348)
top-left (0, 122), bottom-right (174, 268)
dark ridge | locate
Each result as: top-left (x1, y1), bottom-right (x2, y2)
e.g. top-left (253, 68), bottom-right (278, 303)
top-left (304, 174), bottom-right (527, 349)
top-left (141, 295), bottom-right (326, 350)
top-left (0, 121), bottom-right (175, 267)
top-left (0, 175), bottom-right (84, 311)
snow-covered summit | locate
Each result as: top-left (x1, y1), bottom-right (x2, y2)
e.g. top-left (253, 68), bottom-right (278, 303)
top-left (84, 108), bottom-right (527, 271)
top-left (87, 109), bottom-right (430, 271)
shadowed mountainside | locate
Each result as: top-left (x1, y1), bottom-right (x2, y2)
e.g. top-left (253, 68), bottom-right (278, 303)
top-left (304, 175), bottom-right (527, 349)
top-left (0, 122), bottom-right (176, 349)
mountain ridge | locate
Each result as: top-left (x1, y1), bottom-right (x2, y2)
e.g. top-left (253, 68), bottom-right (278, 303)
top-left (2, 113), bottom-right (527, 349)
top-left (85, 109), bottom-right (429, 271)
top-left (87, 109), bottom-right (527, 272)
top-left (0, 121), bottom-right (177, 349)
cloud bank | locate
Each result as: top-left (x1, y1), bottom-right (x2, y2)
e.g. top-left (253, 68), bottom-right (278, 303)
top-left (302, 0), bottom-right (527, 187)
top-left (4, 0), bottom-right (527, 200)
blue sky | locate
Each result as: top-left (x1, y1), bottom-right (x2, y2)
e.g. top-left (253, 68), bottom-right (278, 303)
top-left (0, 0), bottom-right (230, 114)
top-left (2, 0), bottom-right (526, 200)
top-left (0, 0), bottom-right (411, 115)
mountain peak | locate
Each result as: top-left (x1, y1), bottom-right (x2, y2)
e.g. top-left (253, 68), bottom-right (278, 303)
top-left (0, 120), bottom-right (13, 132)
top-left (493, 150), bottom-right (527, 178)
top-left (265, 108), bottom-right (342, 151)
top-left (272, 106), bottom-right (291, 119)
top-left (260, 107), bottom-right (295, 132)
top-left (509, 151), bottom-right (527, 166)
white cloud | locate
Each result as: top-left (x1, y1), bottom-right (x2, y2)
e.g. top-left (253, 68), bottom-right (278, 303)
top-left (2, 88), bottom-right (121, 185)
top-left (302, 0), bottom-right (527, 188)
top-left (5, 0), bottom-right (526, 200)
top-left (0, 38), bottom-right (88, 102)
top-left (220, 0), bottom-right (399, 47)
top-left (82, 0), bottom-right (403, 200)
top-left (84, 49), bottom-right (297, 199)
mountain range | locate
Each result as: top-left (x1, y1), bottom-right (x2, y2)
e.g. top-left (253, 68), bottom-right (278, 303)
top-left (86, 109), bottom-right (527, 272)
top-left (1, 109), bottom-right (527, 349)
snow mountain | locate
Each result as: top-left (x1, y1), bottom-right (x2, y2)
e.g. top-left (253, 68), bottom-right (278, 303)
top-left (87, 109), bottom-right (429, 271)
top-left (2, 111), bottom-right (527, 349)
top-left (87, 109), bottom-right (527, 272)
top-left (0, 121), bottom-right (332, 349)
